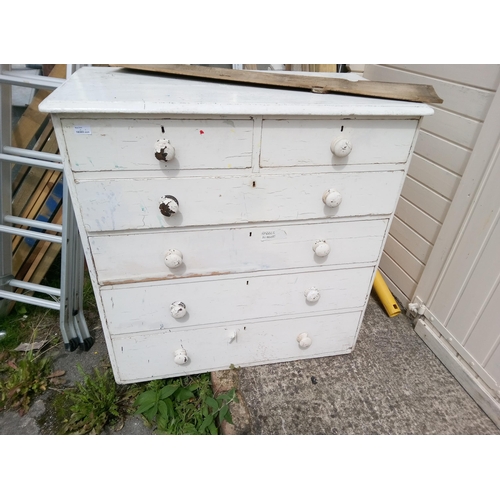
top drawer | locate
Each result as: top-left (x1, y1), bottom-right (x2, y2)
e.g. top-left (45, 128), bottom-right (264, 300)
top-left (260, 119), bottom-right (418, 167)
top-left (60, 118), bottom-right (254, 172)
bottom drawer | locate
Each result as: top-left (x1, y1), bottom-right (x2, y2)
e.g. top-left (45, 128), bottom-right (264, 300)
top-left (109, 310), bottom-right (362, 383)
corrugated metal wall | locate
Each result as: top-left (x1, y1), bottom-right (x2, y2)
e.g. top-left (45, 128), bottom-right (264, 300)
top-left (363, 64), bottom-right (500, 306)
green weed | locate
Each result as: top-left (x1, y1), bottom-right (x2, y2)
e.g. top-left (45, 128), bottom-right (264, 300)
top-left (0, 349), bottom-right (52, 415)
top-left (60, 365), bottom-right (137, 435)
top-left (134, 373), bottom-right (238, 435)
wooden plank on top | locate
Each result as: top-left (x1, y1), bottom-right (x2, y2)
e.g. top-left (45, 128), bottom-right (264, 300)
top-left (109, 64), bottom-right (443, 104)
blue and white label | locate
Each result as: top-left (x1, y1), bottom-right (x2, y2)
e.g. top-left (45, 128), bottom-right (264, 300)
top-left (74, 125), bottom-right (92, 135)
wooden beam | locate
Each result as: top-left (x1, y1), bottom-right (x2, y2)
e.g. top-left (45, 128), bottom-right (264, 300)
top-left (109, 64), bottom-right (443, 104)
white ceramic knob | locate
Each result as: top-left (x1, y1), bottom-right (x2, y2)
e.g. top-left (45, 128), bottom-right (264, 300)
top-left (304, 287), bottom-right (320, 303)
top-left (159, 195), bottom-right (179, 217)
top-left (155, 139), bottom-right (175, 162)
top-left (322, 188), bottom-right (342, 208)
top-left (313, 239), bottom-right (331, 257)
top-left (297, 332), bottom-right (313, 348)
top-left (164, 249), bottom-right (183, 269)
top-left (174, 348), bottom-right (189, 365)
top-left (170, 301), bottom-right (187, 319)
top-left (330, 137), bottom-right (352, 157)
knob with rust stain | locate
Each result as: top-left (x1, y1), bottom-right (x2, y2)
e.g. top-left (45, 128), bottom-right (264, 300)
top-left (304, 287), bottom-right (321, 303)
top-left (297, 332), bottom-right (313, 348)
top-left (174, 348), bottom-right (189, 365)
top-left (322, 188), bottom-right (342, 208)
top-left (164, 249), bottom-right (183, 269)
top-left (170, 301), bottom-right (187, 319)
top-left (155, 139), bottom-right (175, 162)
top-left (330, 137), bottom-right (352, 157)
top-left (159, 195), bottom-right (179, 217)
top-left (313, 239), bottom-right (330, 257)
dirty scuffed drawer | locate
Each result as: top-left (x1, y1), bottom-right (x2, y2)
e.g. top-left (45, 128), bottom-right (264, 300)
top-left (101, 266), bottom-right (374, 335)
top-left (90, 219), bottom-right (388, 285)
top-left (260, 119), bottom-right (418, 167)
top-left (60, 118), bottom-right (254, 171)
top-left (75, 170), bottom-right (404, 232)
top-left (110, 310), bottom-right (362, 383)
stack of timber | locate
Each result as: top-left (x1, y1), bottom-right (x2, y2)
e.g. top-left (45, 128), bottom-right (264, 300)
top-left (9, 64), bottom-right (66, 311)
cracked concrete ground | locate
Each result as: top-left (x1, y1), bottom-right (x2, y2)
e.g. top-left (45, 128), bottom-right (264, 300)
top-left (215, 295), bottom-right (500, 435)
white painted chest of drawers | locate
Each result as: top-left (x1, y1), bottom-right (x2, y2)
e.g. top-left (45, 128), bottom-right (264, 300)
top-left (40, 67), bottom-right (432, 384)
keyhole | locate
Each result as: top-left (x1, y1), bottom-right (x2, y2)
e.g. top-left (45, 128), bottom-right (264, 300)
top-left (161, 126), bottom-right (165, 133)
top-left (340, 126), bottom-right (344, 132)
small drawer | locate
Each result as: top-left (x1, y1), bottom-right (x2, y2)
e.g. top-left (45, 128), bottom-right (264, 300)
top-left (260, 119), bottom-right (418, 168)
top-left (90, 219), bottom-right (388, 285)
top-left (110, 310), bottom-right (362, 383)
top-left (75, 170), bottom-right (404, 232)
top-left (100, 266), bottom-right (374, 335)
top-left (60, 118), bottom-right (254, 172)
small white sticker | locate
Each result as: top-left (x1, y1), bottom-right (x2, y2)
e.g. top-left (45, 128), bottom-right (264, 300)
top-left (74, 126), bottom-right (92, 135)
top-left (261, 229), bottom-right (287, 241)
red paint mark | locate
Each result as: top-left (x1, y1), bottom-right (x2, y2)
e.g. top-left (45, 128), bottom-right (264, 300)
top-left (199, 130), bottom-right (205, 135)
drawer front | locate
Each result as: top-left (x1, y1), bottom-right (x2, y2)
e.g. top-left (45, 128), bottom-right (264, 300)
top-left (110, 310), bottom-right (362, 383)
top-left (90, 219), bottom-right (388, 285)
top-left (260, 119), bottom-right (417, 167)
top-left (61, 118), bottom-right (254, 172)
top-left (101, 266), bottom-right (374, 335)
top-left (75, 171), bottom-right (404, 232)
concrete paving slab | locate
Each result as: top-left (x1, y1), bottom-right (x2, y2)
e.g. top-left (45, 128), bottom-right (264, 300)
top-left (214, 295), bottom-right (500, 435)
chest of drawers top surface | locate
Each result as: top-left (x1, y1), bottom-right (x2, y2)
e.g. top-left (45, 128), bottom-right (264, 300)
top-left (42, 67), bottom-right (431, 383)
top-left (39, 67), bottom-right (432, 118)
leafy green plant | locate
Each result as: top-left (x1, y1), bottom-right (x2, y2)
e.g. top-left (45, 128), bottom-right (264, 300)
top-left (0, 350), bottom-right (52, 415)
top-left (134, 373), bottom-right (238, 435)
top-left (61, 365), bottom-right (137, 435)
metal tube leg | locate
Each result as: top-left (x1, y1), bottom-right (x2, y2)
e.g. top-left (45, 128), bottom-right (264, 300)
top-left (68, 196), bottom-right (93, 350)
top-left (59, 176), bottom-right (80, 350)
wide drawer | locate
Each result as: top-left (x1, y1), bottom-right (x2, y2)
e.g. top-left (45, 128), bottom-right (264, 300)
top-left (60, 118), bottom-right (254, 172)
top-left (75, 170), bottom-right (405, 232)
top-left (100, 266), bottom-right (374, 335)
top-left (260, 119), bottom-right (417, 167)
top-left (110, 310), bottom-right (362, 383)
top-left (90, 219), bottom-right (388, 285)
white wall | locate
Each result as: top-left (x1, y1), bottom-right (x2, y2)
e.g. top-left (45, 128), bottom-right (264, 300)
top-left (363, 64), bottom-right (500, 306)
